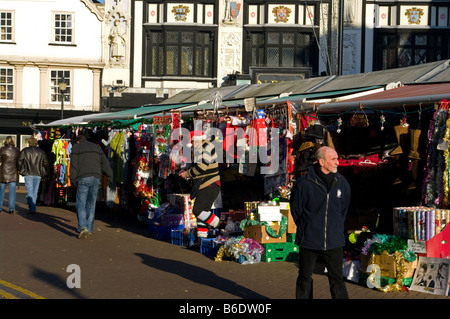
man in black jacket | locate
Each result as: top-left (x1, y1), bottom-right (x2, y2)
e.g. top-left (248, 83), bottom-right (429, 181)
top-left (290, 146), bottom-right (351, 299)
top-left (70, 135), bottom-right (113, 239)
top-left (17, 137), bottom-right (49, 214)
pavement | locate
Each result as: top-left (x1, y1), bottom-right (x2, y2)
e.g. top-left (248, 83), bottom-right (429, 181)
top-left (1, 189), bottom-right (449, 310)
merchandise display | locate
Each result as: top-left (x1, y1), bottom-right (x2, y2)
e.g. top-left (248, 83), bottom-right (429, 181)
top-left (29, 96), bottom-right (450, 297)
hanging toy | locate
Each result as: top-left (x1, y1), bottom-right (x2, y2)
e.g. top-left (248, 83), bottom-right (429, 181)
top-left (337, 117), bottom-right (343, 133)
top-left (380, 114), bottom-right (386, 131)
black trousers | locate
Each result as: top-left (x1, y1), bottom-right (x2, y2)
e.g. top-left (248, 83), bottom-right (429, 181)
top-left (296, 246), bottom-right (349, 299)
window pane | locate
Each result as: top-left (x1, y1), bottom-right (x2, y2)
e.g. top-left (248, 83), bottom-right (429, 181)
top-left (181, 47), bottom-right (193, 75)
top-left (398, 48), bottom-right (412, 67)
top-left (50, 70), bottom-right (71, 103)
top-left (182, 32), bottom-right (193, 43)
top-left (203, 47), bottom-right (209, 76)
top-left (167, 32), bottom-right (179, 43)
top-left (267, 48), bottom-right (279, 66)
top-left (166, 46), bottom-right (178, 75)
top-left (415, 35), bottom-right (427, 46)
top-left (0, 67), bottom-right (13, 100)
top-left (282, 47), bottom-right (294, 67)
top-left (0, 11), bottom-right (13, 41)
top-left (414, 49), bottom-right (426, 64)
top-left (267, 33), bottom-right (279, 45)
top-left (54, 13), bottom-right (73, 43)
top-left (283, 33), bottom-right (294, 45)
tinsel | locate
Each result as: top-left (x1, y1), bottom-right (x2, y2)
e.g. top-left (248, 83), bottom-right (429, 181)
top-left (366, 250), bottom-right (415, 293)
top-left (422, 111), bottom-right (437, 205)
top-left (443, 117), bottom-right (450, 206)
top-left (422, 109), bottom-right (449, 207)
top-left (214, 236), bottom-right (264, 264)
top-left (240, 215), bottom-right (288, 238)
top-left (362, 234), bottom-right (416, 262)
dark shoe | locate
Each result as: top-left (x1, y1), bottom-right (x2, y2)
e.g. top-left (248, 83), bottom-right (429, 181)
top-left (9, 211), bottom-right (14, 215)
top-left (27, 210), bottom-right (36, 215)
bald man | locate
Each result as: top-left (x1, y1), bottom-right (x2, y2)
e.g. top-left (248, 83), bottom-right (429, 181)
top-left (290, 146), bottom-right (351, 299)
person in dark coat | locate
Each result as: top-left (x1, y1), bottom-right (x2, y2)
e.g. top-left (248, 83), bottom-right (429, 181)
top-left (0, 136), bottom-right (20, 214)
top-left (70, 134), bottom-right (113, 239)
top-left (290, 146), bottom-right (351, 299)
top-left (17, 137), bottom-right (50, 214)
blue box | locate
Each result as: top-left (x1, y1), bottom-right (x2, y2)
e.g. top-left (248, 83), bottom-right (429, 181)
top-left (171, 229), bottom-right (196, 247)
top-left (200, 238), bottom-right (221, 257)
top-left (150, 224), bottom-right (184, 240)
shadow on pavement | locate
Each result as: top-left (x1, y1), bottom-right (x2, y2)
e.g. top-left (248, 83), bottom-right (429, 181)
top-left (30, 266), bottom-right (86, 299)
top-left (20, 211), bottom-right (78, 238)
top-left (136, 253), bottom-right (269, 299)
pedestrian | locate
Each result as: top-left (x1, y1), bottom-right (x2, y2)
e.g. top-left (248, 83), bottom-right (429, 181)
top-left (179, 130), bottom-right (223, 247)
top-left (289, 146), bottom-right (351, 299)
top-left (70, 134), bottom-right (113, 239)
top-left (17, 137), bottom-right (50, 214)
top-left (0, 136), bottom-right (20, 214)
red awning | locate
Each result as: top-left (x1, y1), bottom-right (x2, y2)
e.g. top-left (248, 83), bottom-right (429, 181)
top-left (317, 83), bottom-right (450, 113)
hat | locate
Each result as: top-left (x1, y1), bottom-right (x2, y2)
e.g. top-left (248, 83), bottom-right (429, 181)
top-left (190, 130), bottom-right (206, 142)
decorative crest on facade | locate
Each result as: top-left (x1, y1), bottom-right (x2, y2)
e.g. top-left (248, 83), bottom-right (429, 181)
top-left (172, 5), bottom-right (190, 22)
top-left (405, 7), bottom-right (424, 25)
top-left (272, 5), bottom-right (291, 23)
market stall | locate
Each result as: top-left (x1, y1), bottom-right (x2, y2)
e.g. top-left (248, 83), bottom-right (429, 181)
top-left (30, 83), bottom-right (450, 297)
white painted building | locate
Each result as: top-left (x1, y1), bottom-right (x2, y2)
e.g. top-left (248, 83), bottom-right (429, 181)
top-left (0, 0), bottom-right (104, 141)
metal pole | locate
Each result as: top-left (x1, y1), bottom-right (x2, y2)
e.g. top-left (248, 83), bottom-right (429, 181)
top-left (60, 91), bottom-right (64, 119)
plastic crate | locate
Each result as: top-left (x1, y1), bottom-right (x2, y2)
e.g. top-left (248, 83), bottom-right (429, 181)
top-left (171, 229), bottom-right (196, 247)
top-left (150, 224), bottom-right (184, 240)
top-left (262, 242), bottom-right (299, 262)
top-left (200, 238), bottom-right (221, 257)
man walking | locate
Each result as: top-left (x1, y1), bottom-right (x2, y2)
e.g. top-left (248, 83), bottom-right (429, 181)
top-left (70, 135), bottom-right (113, 239)
top-left (290, 146), bottom-right (351, 299)
top-left (17, 137), bottom-right (50, 214)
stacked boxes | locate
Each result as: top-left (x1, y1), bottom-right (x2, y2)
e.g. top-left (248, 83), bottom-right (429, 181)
top-left (393, 207), bottom-right (450, 240)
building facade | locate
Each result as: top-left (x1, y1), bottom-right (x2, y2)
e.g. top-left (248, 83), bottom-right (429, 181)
top-left (0, 0), bottom-right (104, 146)
top-left (106, 0), bottom-right (450, 110)
top-left (343, 0), bottom-right (450, 75)
top-left (102, 0), bottom-right (341, 110)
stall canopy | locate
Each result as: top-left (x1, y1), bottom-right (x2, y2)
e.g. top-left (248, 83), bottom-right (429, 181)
top-left (316, 83), bottom-right (450, 113)
top-left (36, 59), bottom-right (450, 126)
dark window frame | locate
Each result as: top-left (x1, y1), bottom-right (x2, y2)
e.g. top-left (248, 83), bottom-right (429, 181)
top-left (374, 29), bottom-right (450, 70)
top-left (143, 26), bottom-right (216, 79)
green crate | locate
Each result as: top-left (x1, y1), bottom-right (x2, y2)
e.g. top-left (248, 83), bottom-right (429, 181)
top-left (262, 242), bottom-right (299, 262)
top-left (286, 233), bottom-right (296, 243)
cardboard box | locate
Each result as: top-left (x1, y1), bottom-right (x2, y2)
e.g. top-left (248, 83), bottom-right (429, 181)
top-left (243, 225), bottom-right (286, 244)
top-left (281, 209), bottom-right (296, 234)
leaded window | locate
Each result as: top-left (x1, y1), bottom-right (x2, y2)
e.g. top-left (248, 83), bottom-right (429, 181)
top-left (145, 29), bottom-right (213, 77)
top-left (0, 68), bottom-right (13, 101)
